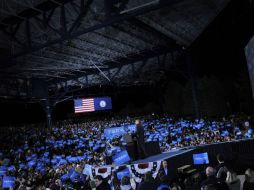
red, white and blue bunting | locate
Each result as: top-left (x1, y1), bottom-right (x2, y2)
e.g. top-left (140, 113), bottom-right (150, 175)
top-left (91, 166), bottom-right (112, 179)
top-left (85, 161), bottom-right (161, 183)
top-left (127, 161), bottom-right (161, 183)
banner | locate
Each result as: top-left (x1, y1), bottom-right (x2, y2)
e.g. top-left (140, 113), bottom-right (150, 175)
top-left (104, 125), bottom-right (136, 139)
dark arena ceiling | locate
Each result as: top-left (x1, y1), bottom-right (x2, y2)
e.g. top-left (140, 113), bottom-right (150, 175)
top-left (0, 0), bottom-right (231, 100)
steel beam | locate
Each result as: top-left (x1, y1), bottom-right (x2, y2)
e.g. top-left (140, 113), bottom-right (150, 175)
top-left (69, 0), bottom-right (94, 33)
top-left (129, 18), bottom-right (177, 47)
top-left (48, 45), bottom-right (174, 85)
top-left (26, 19), bottom-right (32, 47)
top-left (1, 0), bottom-right (74, 26)
top-left (12, 0), bottom-right (180, 57)
top-left (1, 28), bottom-right (27, 48)
top-left (61, 3), bottom-right (67, 35)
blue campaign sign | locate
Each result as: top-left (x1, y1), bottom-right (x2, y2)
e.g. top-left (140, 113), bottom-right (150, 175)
top-left (104, 127), bottom-right (125, 138)
top-left (26, 156), bottom-right (32, 161)
top-left (3, 158), bottom-right (10, 166)
top-left (93, 145), bottom-right (100, 151)
top-left (172, 140), bottom-right (177, 145)
top-left (222, 130), bottom-right (229, 137)
top-left (87, 155), bottom-right (92, 160)
top-left (104, 125), bottom-right (136, 139)
top-left (236, 131), bottom-right (242, 136)
top-left (44, 152), bottom-right (49, 157)
top-left (8, 165), bottom-right (15, 172)
top-left (2, 176), bottom-right (16, 188)
top-left (19, 163), bottom-right (26, 169)
top-left (0, 166), bottom-right (7, 176)
top-left (55, 155), bottom-right (62, 161)
top-left (125, 124), bottom-right (136, 132)
top-left (112, 150), bottom-right (131, 165)
top-left (43, 158), bottom-right (50, 164)
top-left (69, 171), bottom-right (79, 182)
top-left (59, 159), bottom-right (67, 166)
top-left (117, 168), bottom-right (130, 180)
top-left (61, 173), bottom-right (69, 182)
top-left (51, 159), bottom-right (58, 165)
top-left (69, 157), bottom-right (78, 163)
top-left (83, 164), bottom-right (92, 176)
top-left (28, 160), bottom-right (36, 168)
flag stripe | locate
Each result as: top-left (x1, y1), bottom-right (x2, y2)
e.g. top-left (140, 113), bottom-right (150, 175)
top-left (74, 98), bottom-right (95, 113)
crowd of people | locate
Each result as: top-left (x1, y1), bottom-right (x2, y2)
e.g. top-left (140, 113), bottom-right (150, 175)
top-left (0, 114), bottom-right (253, 189)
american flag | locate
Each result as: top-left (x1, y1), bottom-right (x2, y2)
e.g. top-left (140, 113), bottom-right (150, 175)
top-left (74, 98), bottom-right (95, 113)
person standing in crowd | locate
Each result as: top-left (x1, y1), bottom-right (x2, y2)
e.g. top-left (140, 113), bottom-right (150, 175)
top-left (243, 169), bottom-right (254, 190)
top-left (137, 172), bottom-right (159, 190)
top-left (216, 154), bottom-right (229, 181)
top-left (157, 172), bottom-right (171, 190)
top-left (201, 166), bottom-right (229, 190)
top-left (94, 175), bottom-right (111, 190)
top-left (135, 119), bottom-right (147, 159)
top-left (120, 176), bottom-right (133, 190)
top-left (225, 170), bottom-right (240, 190)
top-left (160, 160), bottom-right (170, 178)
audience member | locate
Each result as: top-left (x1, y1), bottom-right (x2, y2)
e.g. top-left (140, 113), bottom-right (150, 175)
top-left (160, 160), bottom-right (170, 178)
top-left (216, 154), bottom-right (229, 181)
top-left (201, 167), bottom-right (229, 190)
top-left (120, 176), bottom-right (133, 190)
top-left (243, 169), bottom-right (254, 190)
top-left (137, 172), bottom-right (159, 190)
top-left (157, 172), bottom-right (170, 190)
top-left (225, 171), bottom-right (240, 190)
top-left (0, 114), bottom-right (252, 189)
top-left (94, 175), bottom-right (111, 190)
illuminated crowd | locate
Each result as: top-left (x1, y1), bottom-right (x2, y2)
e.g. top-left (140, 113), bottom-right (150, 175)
top-left (0, 114), bottom-right (253, 189)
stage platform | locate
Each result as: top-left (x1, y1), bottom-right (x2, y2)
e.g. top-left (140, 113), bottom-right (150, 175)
top-left (132, 147), bottom-right (195, 164)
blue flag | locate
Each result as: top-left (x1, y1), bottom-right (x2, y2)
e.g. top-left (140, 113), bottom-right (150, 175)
top-left (94, 97), bottom-right (112, 111)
